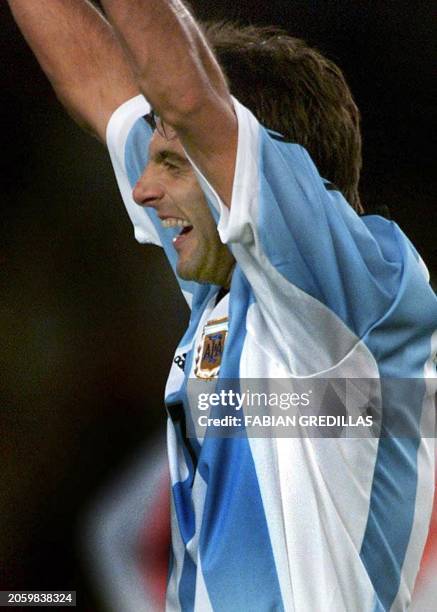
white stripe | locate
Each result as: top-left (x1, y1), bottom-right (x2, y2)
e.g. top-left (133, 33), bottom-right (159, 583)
top-left (186, 472), bottom-right (207, 564)
top-left (166, 442), bottom-right (211, 611)
top-left (106, 95), bottom-right (161, 246)
top-left (392, 329), bottom-right (437, 611)
top-left (182, 289), bottom-right (193, 309)
top-left (166, 495), bottom-right (184, 612)
top-left (194, 555), bottom-right (214, 612)
top-left (167, 419), bottom-right (189, 503)
top-left (241, 327), bottom-right (382, 610)
top-left (246, 436), bottom-right (295, 611)
top-left (166, 422), bottom-right (187, 612)
top-left (185, 474), bottom-right (214, 611)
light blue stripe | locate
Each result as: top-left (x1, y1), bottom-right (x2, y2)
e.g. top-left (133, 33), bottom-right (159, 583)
top-left (178, 551), bottom-right (196, 612)
top-left (257, 129), bottom-right (402, 339)
top-left (196, 269), bottom-right (284, 611)
top-left (360, 239), bottom-right (437, 609)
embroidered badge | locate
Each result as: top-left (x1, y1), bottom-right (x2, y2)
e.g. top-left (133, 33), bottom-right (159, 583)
top-left (194, 317), bottom-right (229, 379)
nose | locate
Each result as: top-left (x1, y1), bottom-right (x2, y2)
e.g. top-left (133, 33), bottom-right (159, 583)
top-left (132, 164), bottom-right (165, 208)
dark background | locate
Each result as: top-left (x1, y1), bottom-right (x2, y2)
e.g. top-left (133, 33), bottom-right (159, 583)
top-left (1, 1), bottom-right (435, 609)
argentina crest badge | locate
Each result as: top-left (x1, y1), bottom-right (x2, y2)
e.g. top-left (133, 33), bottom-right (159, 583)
top-left (194, 316), bottom-right (228, 379)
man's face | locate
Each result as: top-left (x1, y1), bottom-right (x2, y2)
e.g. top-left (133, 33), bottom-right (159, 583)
top-left (133, 130), bottom-right (235, 287)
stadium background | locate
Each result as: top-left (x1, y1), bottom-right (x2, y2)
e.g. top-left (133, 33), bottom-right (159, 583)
top-left (1, 1), bottom-right (435, 609)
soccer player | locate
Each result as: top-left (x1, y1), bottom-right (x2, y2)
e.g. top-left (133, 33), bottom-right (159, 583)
top-left (7, 1), bottom-right (437, 610)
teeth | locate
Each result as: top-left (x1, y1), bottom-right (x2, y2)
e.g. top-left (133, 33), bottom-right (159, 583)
top-left (161, 217), bottom-right (191, 229)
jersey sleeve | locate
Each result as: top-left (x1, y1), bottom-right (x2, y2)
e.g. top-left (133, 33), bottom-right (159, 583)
top-left (106, 95), bottom-right (159, 245)
top-left (106, 95), bottom-right (206, 308)
top-left (187, 98), bottom-right (406, 375)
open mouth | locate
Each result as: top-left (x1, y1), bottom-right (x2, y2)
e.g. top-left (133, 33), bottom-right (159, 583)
top-left (160, 217), bottom-right (193, 247)
top-left (179, 225), bottom-right (193, 236)
top-left (172, 224), bottom-right (193, 249)
top-left (160, 217), bottom-right (192, 232)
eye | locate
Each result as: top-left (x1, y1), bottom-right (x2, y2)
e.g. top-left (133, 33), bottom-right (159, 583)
top-left (163, 159), bottom-right (179, 172)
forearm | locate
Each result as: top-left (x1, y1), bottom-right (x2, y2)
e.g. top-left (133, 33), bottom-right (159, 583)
top-left (8, 0), bottom-right (138, 140)
top-left (101, 0), bottom-right (236, 204)
top-left (100, 0), bottom-right (230, 122)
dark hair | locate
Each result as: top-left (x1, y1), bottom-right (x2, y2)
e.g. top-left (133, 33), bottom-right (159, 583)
top-left (203, 22), bottom-right (363, 213)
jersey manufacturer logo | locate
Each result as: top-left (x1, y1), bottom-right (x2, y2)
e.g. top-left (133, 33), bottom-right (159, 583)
top-left (194, 316), bottom-right (228, 379)
top-left (173, 352), bottom-right (187, 371)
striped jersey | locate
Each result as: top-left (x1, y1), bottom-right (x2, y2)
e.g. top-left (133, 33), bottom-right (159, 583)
top-left (106, 95), bottom-right (437, 611)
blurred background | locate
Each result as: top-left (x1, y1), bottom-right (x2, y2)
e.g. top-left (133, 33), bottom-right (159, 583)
top-left (1, 1), bottom-right (435, 609)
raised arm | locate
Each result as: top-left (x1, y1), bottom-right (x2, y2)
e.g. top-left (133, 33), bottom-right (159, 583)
top-left (100, 0), bottom-right (238, 205)
top-left (7, 0), bottom-right (139, 141)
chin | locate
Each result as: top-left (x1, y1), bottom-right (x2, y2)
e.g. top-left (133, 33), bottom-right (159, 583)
top-left (176, 249), bottom-right (234, 287)
top-left (176, 259), bottom-right (202, 283)
top-left (177, 261), bottom-right (215, 286)
top-left (177, 269), bottom-right (211, 285)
